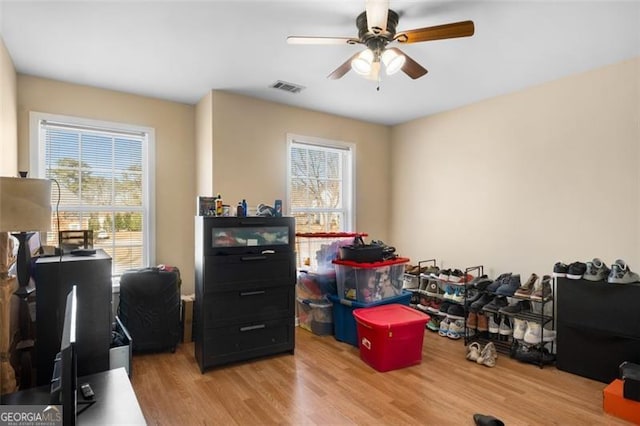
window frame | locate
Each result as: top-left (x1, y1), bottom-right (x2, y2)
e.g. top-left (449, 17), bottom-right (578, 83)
top-left (286, 133), bottom-right (356, 232)
top-left (29, 111), bottom-right (156, 275)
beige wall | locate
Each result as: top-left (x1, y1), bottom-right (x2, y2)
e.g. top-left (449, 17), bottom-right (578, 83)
top-left (17, 75), bottom-right (197, 292)
top-left (202, 91), bottom-right (391, 241)
top-left (195, 91), bottom-right (213, 197)
top-left (0, 36), bottom-right (17, 176)
top-left (390, 57), bottom-right (640, 278)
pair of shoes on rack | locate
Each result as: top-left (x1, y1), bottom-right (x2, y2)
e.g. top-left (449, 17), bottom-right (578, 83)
top-left (439, 318), bottom-right (464, 339)
top-left (466, 342), bottom-right (497, 367)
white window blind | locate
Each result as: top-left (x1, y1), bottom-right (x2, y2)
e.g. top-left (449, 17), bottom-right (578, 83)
top-left (31, 113), bottom-right (154, 277)
top-left (288, 136), bottom-right (354, 233)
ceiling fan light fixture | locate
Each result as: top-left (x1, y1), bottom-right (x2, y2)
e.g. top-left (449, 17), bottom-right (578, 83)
top-left (381, 49), bottom-right (406, 75)
top-left (351, 49), bottom-right (374, 75)
top-left (365, 60), bottom-right (381, 81)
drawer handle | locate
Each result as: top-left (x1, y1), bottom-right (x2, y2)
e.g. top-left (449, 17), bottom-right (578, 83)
top-left (240, 290), bottom-right (265, 297)
top-left (241, 255), bottom-right (267, 261)
top-left (240, 324), bottom-right (266, 332)
top-left (239, 221), bottom-right (265, 226)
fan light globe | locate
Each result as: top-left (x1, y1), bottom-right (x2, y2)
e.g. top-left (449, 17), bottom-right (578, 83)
top-left (351, 49), bottom-right (374, 75)
top-left (381, 49), bottom-right (406, 75)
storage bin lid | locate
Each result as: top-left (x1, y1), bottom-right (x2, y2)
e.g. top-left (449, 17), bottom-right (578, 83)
top-left (353, 304), bottom-right (429, 327)
top-left (296, 297), bottom-right (332, 308)
top-left (332, 257), bottom-right (410, 268)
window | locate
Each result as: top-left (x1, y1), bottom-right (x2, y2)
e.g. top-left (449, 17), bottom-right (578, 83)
top-left (30, 112), bottom-right (155, 277)
top-left (287, 135), bottom-right (355, 233)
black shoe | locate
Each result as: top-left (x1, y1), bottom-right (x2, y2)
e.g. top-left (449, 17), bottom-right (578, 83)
top-left (499, 300), bottom-right (530, 315)
top-left (482, 296), bottom-right (508, 312)
top-left (567, 262), bottom-right (587, 279)
top-left (473, 414), bottom-right (505, 426)
top-left (553, 261), bottom-right (568, 278)
top-left (469, 293), bottom-right (493, 312)
top-left (514, 344), bottom-right (555, 365)
top-left (486, 273), bottom-right (511, 292)
top-left (447, 304), bottom-right (465, 320)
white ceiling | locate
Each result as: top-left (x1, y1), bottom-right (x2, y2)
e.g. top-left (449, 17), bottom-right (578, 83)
top-left (1, 1), bottom-right (639, 126)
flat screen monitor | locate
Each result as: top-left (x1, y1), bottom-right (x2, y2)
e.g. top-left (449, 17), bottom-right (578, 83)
top-left (50, 285), bottom-right (77, 426)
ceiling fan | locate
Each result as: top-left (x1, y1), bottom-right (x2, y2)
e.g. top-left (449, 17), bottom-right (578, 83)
top-left (287, 0), bottom-right (474, 81)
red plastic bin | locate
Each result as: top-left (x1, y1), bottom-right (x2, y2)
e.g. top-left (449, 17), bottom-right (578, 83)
top-left (352, 304), bottom-right (430, 372)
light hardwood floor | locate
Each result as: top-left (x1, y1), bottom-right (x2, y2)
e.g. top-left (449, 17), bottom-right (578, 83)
top-left (131, 328), bottom-right (630, 425)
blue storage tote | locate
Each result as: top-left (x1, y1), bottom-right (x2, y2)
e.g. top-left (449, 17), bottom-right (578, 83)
top-left (328, 291), bottom-right (412, 347)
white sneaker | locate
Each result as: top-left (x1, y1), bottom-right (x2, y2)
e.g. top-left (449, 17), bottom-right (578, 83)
top-left (450, 286), bottom-right (465, 303)
top-left (498, 316), bottom-right (512, 337)
top-left (523, 322), bottom-right (556, 345)
top-left (513, 318), bottom-right (527, 340)
top-left (438, 317), bottom-right (450, 337)
top-left (447, 319), bottom-right (464, 340)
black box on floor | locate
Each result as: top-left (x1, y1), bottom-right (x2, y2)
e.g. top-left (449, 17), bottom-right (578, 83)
top-left (620, 361), bottom-right (640, 402)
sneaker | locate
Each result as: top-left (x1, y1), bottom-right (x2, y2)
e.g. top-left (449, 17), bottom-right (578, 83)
top-left (495, 274), bottom-right (522, 296)
top-left (465, 288), bottom-right (482, 307)
top-left (426, 316), bottom-right (441, 332)
top-left (514, 344), bottom-right (555, 365)
top-left (442, 285), bottom-right (456, 300)
top-left (447, 304), bottom-right (465, 320)
top-left (583, 258), bottom-right (609, 282)
top-left (499, 300), bottom-right (530, 315)
top-left (512, 318), bottom-right (527, 340)
top-left (488, 314), bottom-right (500, 338)
top-left (498, 316), bottom-right (512, 340)
top-left (472, 277), bottom-right (494, 291)
top-left (448, 269), bottom-right (464, 283)
top-left (553, 262), bottom-right (568, 278)
top-left (486, 273), bottom-right (512, 293)
top-left (447, 319), bottom-right (465, 339)
top-left (438, 269), bottom-right (451, 281)
top-left (513, 273), bottom-right (538, 298)
top-left (438, 317), bottom-right (450, 337)
top-left (476, 313), bottom-right (488, 332)
top-left (476, 342), bottom-right (497, 367)
top-left (450, 286), bottom-right (465, 303)
top-left (422, 266), bottom-right (440, 278)
top-left (427, 299), bottom-right (442, 314)
top-left (425, 280), bottom-right (443, 297)
top-left (469, 294), bottom-right (493, 312)
top-left (482, 296), bottom-right (508, 312)
top-left (523, 322), bottom-right (556, 345)
top-left (439, 301), bottom-right (452, 316)
top-left (466, 342), bottom-right (482, 362)
top-left (566, 262), bottom-right (587, 279)
top-left (608, 259), bottom-right (640, 284)
top-left (530, 275), bottom-right (552, 301)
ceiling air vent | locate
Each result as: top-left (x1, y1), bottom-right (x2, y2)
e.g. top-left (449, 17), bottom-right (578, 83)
top-left (270, 80), bottom-right (305, 94)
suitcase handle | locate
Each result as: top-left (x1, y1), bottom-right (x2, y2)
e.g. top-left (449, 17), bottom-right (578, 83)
top-left (240, 324), bottom-right (266, 332)
top-left (240, 290), bottom-right (266, 297)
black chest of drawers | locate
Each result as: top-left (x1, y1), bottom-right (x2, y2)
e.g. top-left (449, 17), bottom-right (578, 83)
top-left (194, 216), bottom-right (296, 372)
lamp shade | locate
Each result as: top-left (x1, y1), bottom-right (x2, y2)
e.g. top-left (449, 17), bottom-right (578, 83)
top-left (381, 49), bottom-right (406, 75)
top-left (0, 177), bottom-right (52, 232)
top-left (351, 49), bottom-right (374, 75)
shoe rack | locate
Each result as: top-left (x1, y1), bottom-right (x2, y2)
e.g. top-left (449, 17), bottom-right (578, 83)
top-left (466, 275), bottom-right (555, 368)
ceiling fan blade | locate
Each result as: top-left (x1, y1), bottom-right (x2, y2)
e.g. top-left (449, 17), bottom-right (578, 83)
top-left (365, 0), bottom-right (389, 33)
top-left (395, 20), bottom-right (475, 44)
top-left (388, 48), bottom-right (428, 79)
top-left (287, 36), bottom-right (359, 45)
top-left (327, 52), bottom-right (361, 80)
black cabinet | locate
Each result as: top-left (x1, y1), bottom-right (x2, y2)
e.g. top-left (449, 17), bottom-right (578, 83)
top-left (34, 250), bottom-right (112, 385)
top-left (194, 217), bottom-right (296, 372)
top-left (556, 277), bottom-right (640, 383)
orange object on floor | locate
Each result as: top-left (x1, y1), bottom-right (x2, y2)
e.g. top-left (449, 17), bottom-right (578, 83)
top-left (603, 379), bottom-right (640, 425)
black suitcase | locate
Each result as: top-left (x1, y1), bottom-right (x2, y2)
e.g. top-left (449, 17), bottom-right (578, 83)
top-left (118, 266), bottom-right (181, 353)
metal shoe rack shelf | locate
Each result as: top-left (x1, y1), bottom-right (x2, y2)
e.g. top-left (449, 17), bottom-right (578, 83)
top-left (465, 277), bottom-right (555, 368)
top-left (404, 260), bottom-right (484, 341)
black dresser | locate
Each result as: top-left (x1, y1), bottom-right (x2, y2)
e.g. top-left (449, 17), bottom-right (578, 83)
top-left (34, 250), bottom-right (112, 385)
top-left (194, 216), bottom-right (296, 372)
top-left (556, 277), bottom-right (640, 383)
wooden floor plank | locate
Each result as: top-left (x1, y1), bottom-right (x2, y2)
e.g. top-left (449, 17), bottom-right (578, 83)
top-left (131, 328), bottom-right (632, 425)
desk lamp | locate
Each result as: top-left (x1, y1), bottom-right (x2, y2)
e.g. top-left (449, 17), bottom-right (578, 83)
top-left (0, 175), bottom-right (52, 394)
